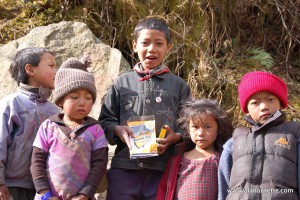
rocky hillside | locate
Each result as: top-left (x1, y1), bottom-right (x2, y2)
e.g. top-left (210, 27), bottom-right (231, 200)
top-left (1, 0), bottom-right (299, 124)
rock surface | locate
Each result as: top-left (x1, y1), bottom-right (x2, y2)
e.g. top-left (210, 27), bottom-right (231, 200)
top-left (0, 21), bottom-right (131, 119)
top-left (0, 21), bottom-right (129, 199)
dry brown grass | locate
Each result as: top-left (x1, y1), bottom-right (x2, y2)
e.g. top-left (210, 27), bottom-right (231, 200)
top-left (0, 0), bottom-right (299, 125)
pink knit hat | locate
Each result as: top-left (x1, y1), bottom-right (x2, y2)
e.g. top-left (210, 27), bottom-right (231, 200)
top-left (238, 71), bottom-right (288, 113)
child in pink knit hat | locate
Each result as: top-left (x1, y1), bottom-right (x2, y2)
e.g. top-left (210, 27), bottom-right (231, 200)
top-left (218, 71), bottom-right (300, 200)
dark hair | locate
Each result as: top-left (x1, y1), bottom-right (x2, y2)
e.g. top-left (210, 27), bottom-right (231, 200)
top-left (9, 47), bottom-right (54, 86)
top-left (133, 17), bottom-right (171, 43)
top-left (177, 98), bottom-right (233, 152)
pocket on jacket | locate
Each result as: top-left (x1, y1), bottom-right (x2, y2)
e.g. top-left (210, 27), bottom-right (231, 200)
top-left (120, 95), bottom-right (139, 123)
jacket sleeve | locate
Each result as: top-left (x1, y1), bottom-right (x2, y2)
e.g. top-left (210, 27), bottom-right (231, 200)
top-left (179, 82), bottom-right (191, 104)
top-left (297, 135), bottom-right (300, 195)
top-left (98, 84), bottom-right (120, 145)
top-left (175, 81), bottom-right (191, 134)
top-left (218, 137), bottom-right (233, 200)
top-left (156, 156), bottom-right (173, 200)
top-left (78, 147), bottom-right (108, 198)
top-left (31, 147), bottom-right (51, 192)
top-left (0, 100), bottom-right (17, 185)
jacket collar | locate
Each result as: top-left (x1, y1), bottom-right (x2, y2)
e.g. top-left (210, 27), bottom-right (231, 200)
top-left (18, 83), bottom-right (51, 103)
top-left (244, 110), bottom-right (286, 132)
top-left (49, 113), bottom-right (100, 127)
top-left (48, 114), bottom-right (100, 139)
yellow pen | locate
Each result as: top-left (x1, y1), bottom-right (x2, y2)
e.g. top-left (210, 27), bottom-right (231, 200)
top-left (158, 127), bottom-right (167, 138)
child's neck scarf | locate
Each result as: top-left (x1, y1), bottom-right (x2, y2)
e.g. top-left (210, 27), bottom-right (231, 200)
top-left (133, 62), bottom-right (170, 82)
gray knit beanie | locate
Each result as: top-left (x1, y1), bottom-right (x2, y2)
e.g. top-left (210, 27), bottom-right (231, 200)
top-left (53, 56), bottom-right (96, 105)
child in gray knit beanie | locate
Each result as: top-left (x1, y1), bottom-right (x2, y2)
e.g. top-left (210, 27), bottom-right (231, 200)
top-left (53, 56), bottom-right (96, 105)
top-left (31, 56), bottom-right (108, 200)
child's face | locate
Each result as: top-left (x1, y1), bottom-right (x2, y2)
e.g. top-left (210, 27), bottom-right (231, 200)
top-left (189, 113), bottom-right (218, 152)
top-left (133, 29), bottom-right (171, 70)
top-left (30, 52), bottom-right (57, 89)
top-left (247, 91), bottom-right (282, 125)
top-left (60, 89), bottom-right (93, 124)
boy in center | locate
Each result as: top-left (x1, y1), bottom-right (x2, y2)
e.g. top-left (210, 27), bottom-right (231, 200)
top-left (99, 17), bottom-right (190, 200)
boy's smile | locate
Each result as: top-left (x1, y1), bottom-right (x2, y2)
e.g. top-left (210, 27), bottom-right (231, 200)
top-left (133, 29), bottom-right (171, 70)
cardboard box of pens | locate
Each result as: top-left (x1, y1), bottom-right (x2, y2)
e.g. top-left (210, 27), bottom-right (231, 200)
top-left (128, 116), bottom-right (166, 159)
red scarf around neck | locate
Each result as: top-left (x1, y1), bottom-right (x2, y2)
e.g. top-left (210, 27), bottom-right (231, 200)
top-left (133, 62), bottom-right (170, 82)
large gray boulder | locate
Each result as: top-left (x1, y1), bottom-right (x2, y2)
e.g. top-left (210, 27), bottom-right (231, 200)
top-left (0, 21), bottom-right (131, 119)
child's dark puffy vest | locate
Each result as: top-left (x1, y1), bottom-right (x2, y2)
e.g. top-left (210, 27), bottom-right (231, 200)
top-left (226, 121), bottom-right (300, 200)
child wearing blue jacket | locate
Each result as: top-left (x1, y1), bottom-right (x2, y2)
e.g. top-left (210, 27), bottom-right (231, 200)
top-left (0, 47), bottom-right (59, 200)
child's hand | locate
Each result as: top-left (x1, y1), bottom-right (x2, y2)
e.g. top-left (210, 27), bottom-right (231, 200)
top-left (0, 184), bottom-right (10, 200)
top-left (39, 190), bottom-right (60, 200)
top-left (156, 125), bottom-right (182, 155)
top-left (71, 194), bottom-right (89, 200)
top-left (114, 125), bottom-right (135, 149)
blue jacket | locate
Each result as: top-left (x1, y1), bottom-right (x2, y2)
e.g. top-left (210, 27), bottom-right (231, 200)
top-left (0, 84), bottom-right (59, 189)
